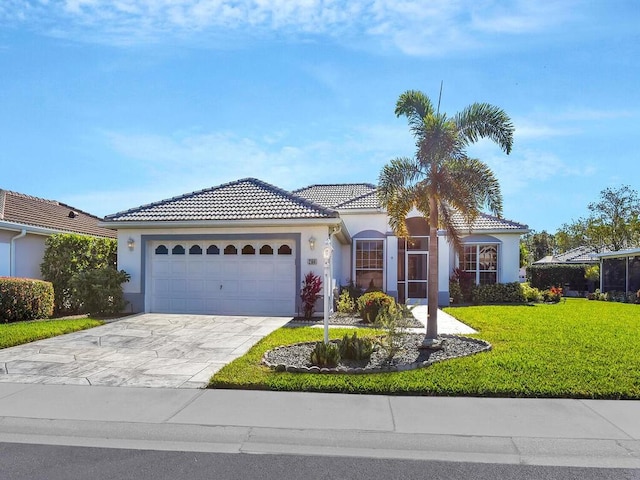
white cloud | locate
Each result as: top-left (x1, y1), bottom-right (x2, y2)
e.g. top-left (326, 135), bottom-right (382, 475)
top-left (2, 0), bottom-right (578, 55)
top-left (101, 123), bottom-right (407, 195)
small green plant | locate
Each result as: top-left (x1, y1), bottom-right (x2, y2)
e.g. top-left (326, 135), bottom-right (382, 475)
top-left (339, 332), bottom-right (375, 361)
top-left (357, 291), bottom-right (394, 323)
top-left (374, 303), bottom-right (412, 361)
top-left (309, 341), bottom-right (340, 368)
top-left (300, 272), bottom-right (322, 319)
top-left (336, 289), bottom-right (357, 314)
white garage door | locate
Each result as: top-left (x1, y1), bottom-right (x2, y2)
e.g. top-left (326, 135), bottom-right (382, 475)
top-left (148, 240), bottom-right (296, 316)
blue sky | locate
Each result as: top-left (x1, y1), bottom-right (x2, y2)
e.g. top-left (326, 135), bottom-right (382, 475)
top-left (0, 1), bottom-right (637, 233)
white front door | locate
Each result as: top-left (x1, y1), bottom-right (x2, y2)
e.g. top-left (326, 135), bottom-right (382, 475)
top-left (148, 240), bottom-right (296, 316)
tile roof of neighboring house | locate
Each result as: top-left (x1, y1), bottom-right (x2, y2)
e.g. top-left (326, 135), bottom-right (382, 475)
top-left (533, 246), bottom-right (601, 264)
top-left (292, 183), bottom-right (377, 209)
top-left (294, 183), bottom-right (527, 231)
top-left (0, 189), bottom-right (116, 238)
top-left (105, 178), bottom-right (339, 222)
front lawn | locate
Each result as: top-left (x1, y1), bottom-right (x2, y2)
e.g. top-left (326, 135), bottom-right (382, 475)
top-left (210, 298), bottom-right (640, 398)
top-left (0, 318), bottom-right (104, 349)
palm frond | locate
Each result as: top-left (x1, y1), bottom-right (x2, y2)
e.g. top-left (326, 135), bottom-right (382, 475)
top-left (454, 103), bottom-right (514, 154)
top-left (395, 90), bottom-right (435, 139)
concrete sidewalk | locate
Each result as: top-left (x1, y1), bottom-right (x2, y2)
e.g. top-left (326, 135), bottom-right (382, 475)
top-left (0, 383), bottom-right (639, 469)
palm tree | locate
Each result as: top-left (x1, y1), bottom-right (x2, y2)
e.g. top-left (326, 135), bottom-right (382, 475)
top-left (378, 89), bottom-right (514, 347)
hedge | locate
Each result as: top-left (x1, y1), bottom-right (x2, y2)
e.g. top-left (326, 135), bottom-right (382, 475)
top-left (0, 278), bottom-right (54, 322)
top-left (527, 264), bottom-right (588, 290)
top-left (471, 282), bottom-right (526, 305)
top-left (40, 233), bottom-right (117, 314)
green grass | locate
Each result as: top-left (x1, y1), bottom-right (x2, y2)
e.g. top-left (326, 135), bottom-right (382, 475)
top-left (0, 318), bottom-right (104, 349)
top-left (210, 298), bottom-right (640, 398)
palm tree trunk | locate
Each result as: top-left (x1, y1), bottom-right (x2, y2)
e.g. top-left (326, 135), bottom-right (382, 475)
top-left (425, 195), bottom-right (439, 342)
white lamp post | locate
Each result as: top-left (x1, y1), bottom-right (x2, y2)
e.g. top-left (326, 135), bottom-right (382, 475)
top-left (322, 238), bottom-right (333, 344)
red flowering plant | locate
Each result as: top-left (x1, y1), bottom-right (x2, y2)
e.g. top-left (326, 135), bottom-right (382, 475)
top-left (543, 286), bottom-right (563, 303)
top-left (300, 272), bottom-right (322, 319)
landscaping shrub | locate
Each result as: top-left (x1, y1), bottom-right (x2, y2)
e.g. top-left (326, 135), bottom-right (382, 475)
top-left (41, 233), bottom-right (117, 315)
top-left (451, 268), bottom-right (474, 303)
top-left (70, 268), bottom-right (130, 316)
top-left (374, 303), bottom-right (411, 360)
top-left (336, 289), bottom-right (356, 314)
top-left (0, 278), bottom-right (54, 322)
top-left (356, 291), bottom-right (394, 323)
top-left (471, 282), bottom-right (526, 305)
top-left (300, 272), bottom-right (322, 319)
top-left (449, 279), bottom-right (463, 304)
top-left (309, 341), bottom-right (340, 368)
top-left (541, 286), bottom-right (563, 303)
top-left (521, 282), bottom-right (543, 303)
top-left (527, 264), bottom-right (588, 291)
top-left (339, 332), bottom-right (374, 361)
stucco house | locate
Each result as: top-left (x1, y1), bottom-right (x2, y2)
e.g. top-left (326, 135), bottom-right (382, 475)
top-left (102, 178), bottom-right (528, 316)
top-left (0, 189), bottom-right (116, 279)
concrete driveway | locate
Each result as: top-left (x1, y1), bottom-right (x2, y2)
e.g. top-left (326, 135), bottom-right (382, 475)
top-left (0, 314), bottom-right (292, 389)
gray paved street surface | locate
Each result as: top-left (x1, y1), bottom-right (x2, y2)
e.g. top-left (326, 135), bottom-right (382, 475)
top-left (1, 385), bottom-right (640, 469)
top-left (3, 442), bottom-right (639, 480)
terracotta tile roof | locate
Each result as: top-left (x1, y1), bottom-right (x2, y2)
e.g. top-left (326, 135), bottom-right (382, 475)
top-left (292, 183), bottom-right (377, 209)
top-left (0, 190), bottom-right (116, 238)
top-left (105, 178), bottom-right (339, 222)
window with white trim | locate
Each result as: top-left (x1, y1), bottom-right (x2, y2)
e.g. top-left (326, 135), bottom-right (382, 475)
top-left (355, 239), bottom-right (384, 290)
top-left (462, 244), bottom-right (498, 285)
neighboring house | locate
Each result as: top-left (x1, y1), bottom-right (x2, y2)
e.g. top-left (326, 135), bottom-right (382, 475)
top-left (101, 178), bottom-right (528, 316)
top-left (532, 246), bottom-right (600, 265)
top-left (0, 189), bottom-right (116, 279)
top-left (595, 248), bottom-right (640, 294)
top-left (531, 245), bottom-right (601, 295)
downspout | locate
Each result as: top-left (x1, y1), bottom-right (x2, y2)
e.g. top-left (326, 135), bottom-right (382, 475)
top-left (10, 229), bottom-right (27, 277)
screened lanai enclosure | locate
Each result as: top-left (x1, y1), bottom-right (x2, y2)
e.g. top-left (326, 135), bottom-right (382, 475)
top-left (598, 248), bottom-right (640, 294)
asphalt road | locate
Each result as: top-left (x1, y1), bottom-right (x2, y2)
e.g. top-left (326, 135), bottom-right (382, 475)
top-left (2, 443), bottom-right (639, 480)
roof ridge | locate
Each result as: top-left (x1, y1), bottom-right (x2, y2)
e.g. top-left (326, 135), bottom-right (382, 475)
top-left (334, 190), bottom-right (378, 208)
top-left (1, 189), bottom-right (60, 205)
top-left (249, 178), bottom-right (338, 217)
top-left (105, 178), bottom-right (339, 221)
top-left (293, 182), bottom-right (376, 193)
top-left (0, 189), bottom-right (106, 221)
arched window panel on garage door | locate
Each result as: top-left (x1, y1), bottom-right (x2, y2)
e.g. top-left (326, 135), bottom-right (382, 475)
top-left (260, 244), bottom-right (274, 255)
top-left (172, 245), bottom-right (185, 255)
top-left (278, 244), bottom-right (292, 255)
top-left (224, 245), bottom-right (237, 255)
top-left (242, 245), bottom-right (256, 255)
top-left (155, 245), bottom-right (168, 255)
top-left (206, 245), bottom-right (220, 255)
top-left (189, 245), bottom-right (202, 255)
